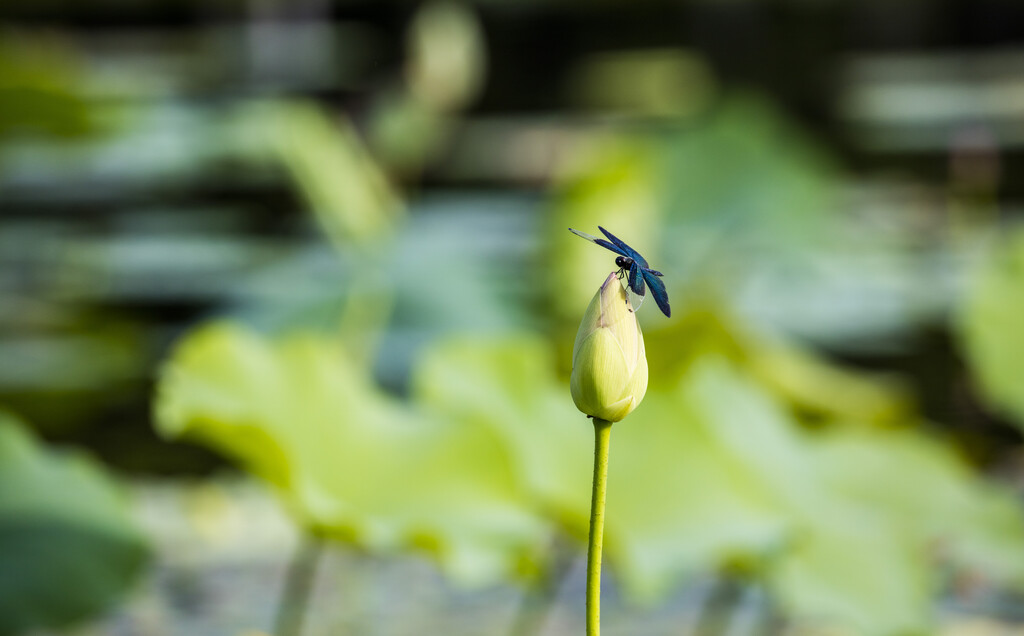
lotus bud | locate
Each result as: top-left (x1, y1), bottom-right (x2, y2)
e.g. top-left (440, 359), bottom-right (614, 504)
top-left (570, 272), bottom-right (649, 422)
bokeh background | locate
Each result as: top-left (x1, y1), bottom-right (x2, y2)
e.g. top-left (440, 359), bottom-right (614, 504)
top-left (5, 1), bottom-right (1024, 635)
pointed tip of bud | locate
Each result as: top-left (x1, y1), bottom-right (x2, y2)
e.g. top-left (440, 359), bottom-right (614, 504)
top-left (570, 272), bottom-right (648, 422)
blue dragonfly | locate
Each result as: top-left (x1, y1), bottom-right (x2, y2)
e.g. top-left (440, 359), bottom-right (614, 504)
top-left (569, 226), bottom-right (671, 317)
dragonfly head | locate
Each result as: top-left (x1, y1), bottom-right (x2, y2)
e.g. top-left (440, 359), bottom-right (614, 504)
top-left (615, 256), bottom-right (633, 270)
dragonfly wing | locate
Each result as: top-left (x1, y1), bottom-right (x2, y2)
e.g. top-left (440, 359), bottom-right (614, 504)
top-left (598, 226), bottom-right (648, 268)
top-left (628, 260), bottom-right (646, 297)
top-left (628, 286), bottom-right (646, 312)
top-left (642, 268), bottom-right (671, 317)
top-left (569, 228), bottom-right (628, 257)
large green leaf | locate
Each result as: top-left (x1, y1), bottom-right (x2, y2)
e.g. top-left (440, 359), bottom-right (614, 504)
top-left (545, 94), bottom-right (840, 332)
top-left (605, 386), bottom-right (789, 601)
top-left (0, 411), bottom-right (148, 636)
top-left (769, 517), bottom-right (930, 636)
top-left (811, 427), bottom-right (1024, 588)
top-left (410, 334), bottom-right (1024, 633)
top-left (681, 361), bottom-right (1024, 635)
top-left (658, 94), bottom-right (837, 243)
top-left (154, 323), bottom-right (551, 585)
top-left (413, 336), bottom-right (786, 602)
top-left (688, 363), bottom-right (935, 634)
top-left (643, 302), bottom-right (912, 426)
top-left (413, 336), bottom-right (592, 533)
top-left (639, 360), bottom-right (910, 630)
top-left (156, 322), bottom-right (1024, 634)
top-left (414, 338), bottom-right (789, 599)
top-left (959, 229), bottom-right (1024, 430)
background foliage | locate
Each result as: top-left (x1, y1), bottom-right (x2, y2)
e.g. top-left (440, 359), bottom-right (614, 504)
top-left (2, 1), bottom-right (1024, 635)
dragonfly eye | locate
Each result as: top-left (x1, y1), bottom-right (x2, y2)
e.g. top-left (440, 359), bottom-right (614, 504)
top-left (615, 256), bottom-right (632, 269)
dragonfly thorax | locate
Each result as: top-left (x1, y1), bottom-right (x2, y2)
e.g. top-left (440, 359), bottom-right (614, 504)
top-left (568, 225), bottom-right (671, 317)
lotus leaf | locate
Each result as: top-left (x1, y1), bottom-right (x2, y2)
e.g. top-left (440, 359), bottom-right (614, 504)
top-left (959, 230), bottom-right (1024, 430)
top-left (155, 322), bottom-right (551, 585)
top-left (157, 324), bottom-right (1024, 635)
top-left (0, 411), bottom-right (148, 635)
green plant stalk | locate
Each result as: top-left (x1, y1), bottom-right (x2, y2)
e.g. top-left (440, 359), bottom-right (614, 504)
top-left (507, 534), bottom-right (574, 636)
top-left (693, 576), bottom-right (744, 636)
top-left (586, 417), bottom-right (613, 636)
top-left (274, 535), bottom-right (323, 636)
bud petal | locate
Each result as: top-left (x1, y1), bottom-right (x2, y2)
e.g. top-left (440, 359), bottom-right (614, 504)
top-left (570, 273), bottom-right (649, 422)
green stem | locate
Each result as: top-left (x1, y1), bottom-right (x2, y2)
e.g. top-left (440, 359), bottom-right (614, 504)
top-left (692, 576), bottom-right (743, 636)
top-left (506, 535), bottom-right (574, 636)
top-left (274, 535), bottom-right (323, 636)
top-left (586, 417), bottom-right (613, 636)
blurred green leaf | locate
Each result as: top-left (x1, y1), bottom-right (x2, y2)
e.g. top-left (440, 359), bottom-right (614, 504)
top-left (658, 94), bottom-right (838, 243)
top-left (959, 229), bottom-right (1024, 430)
top-left (413, 337), bottom-right (788, 598)
top-left (746, 341), bottom-right (913, 427)
top-left (413, 336), bottom-right (592, 533)
top-left (680, 361), bottom-right (1024, 635)
top-left (392, 329), bottom-right (1024, 634)
top-left (766, 423), bottom-right (1024, 635)
top-left (546, 95), bottom-right (840, 329)
top-left (0, 411), bottom-right (148, 636)
top-left (0, 324), bottom-right (150, 436)
top-left (368, 90), bottom-right (453, 177)
top-left (405, 0), bottom-right (486, 113)
top-left (154, 323), bottom-right (550, 585)
top-left (606, 385), bottom-right (789, 601)
top-left (412, 340), bottom-right (784, 601)
top-left (233, 101), bottom-right (404, 248)
top-left (0, 40), bottom-right (100, 139)
top-left (566, 49), bottom-right (715, 117)
top-left (811, 428), bottom-right (1024, 587)
top-left (367, 0), bottom-right (485, 177)
top-left (644, 301), bottom-right (912, 426)
top-left (155, 318), bottom-right (1024, 634)
top-left (770, 517), bottom-right (929, 636)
